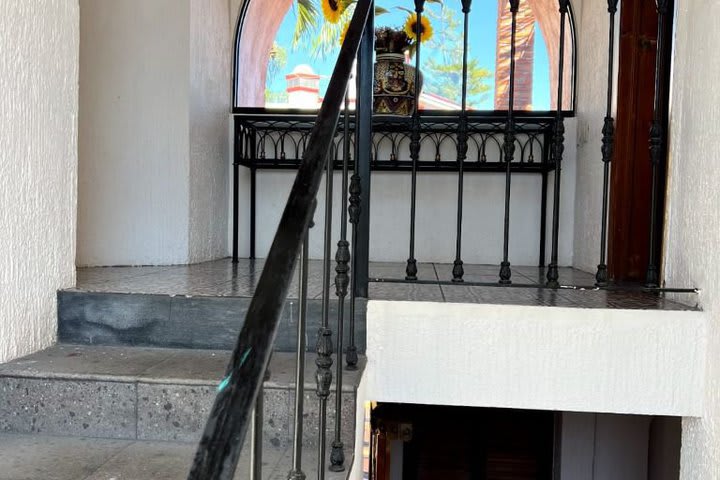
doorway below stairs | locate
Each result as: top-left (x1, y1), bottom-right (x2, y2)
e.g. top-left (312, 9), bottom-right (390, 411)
top-left (369, 403), bottom-right (681, 480)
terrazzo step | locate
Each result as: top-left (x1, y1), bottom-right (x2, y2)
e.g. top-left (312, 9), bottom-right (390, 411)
top-left (0, 345), bottom-right (363, 451)
top-left (0, 433), bottom-right (351, 480)
top-left (57, 290), bottom-right (367, 352)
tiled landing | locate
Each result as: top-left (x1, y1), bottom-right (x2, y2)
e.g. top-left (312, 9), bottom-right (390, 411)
top-left (72, 258), bottom-right (699, 311)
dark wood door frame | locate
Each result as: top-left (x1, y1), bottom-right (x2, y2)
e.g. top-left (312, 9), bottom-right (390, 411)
top-left (608, 0), bottom-right (673, 284)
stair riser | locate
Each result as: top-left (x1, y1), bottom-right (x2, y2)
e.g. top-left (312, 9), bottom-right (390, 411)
top-left (58, 291), bottom-right (367, 353)
top-left (0, 377), bottom-right (356, 448)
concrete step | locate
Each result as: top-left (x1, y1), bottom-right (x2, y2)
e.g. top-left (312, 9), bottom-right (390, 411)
top-left (0, 433), bottom-right (350, 480)
top-left (0, 345), bottom-right (363, 451)
top-left (58, 290), bottom-right (367, 353)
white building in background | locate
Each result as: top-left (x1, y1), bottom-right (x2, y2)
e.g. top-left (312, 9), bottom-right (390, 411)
top-left (268, 64), bottom-right (460, 110)
top-left (284, 64), bottom-right (322, 109)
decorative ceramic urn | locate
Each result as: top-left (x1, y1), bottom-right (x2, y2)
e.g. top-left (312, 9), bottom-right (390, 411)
top-left (373, 28), bottom-right (422, 115)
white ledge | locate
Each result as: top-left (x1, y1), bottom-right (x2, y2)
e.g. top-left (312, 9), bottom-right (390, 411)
top-left (363, 300), bottom-right (707, 417)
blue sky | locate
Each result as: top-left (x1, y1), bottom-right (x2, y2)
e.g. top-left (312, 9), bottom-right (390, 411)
top-left (267, 1), bottom-right (551, 110)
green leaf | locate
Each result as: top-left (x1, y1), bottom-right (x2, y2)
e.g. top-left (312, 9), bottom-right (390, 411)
top-left (375, 6), bottom-right (390, 15)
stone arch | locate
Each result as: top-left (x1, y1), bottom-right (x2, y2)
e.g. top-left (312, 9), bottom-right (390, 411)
top-left (232, 0), bottom-right (294, 107)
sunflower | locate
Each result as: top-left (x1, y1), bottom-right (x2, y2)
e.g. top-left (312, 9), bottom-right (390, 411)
top-left (403, 13), bottom-right (433, 43)
top-left (322, 0), bottom-right (346, 24)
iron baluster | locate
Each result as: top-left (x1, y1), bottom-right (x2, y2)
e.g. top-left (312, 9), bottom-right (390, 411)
top-left (316, 152), bottom-right (335, 479)
top-left (232, 121), bottom-right (241, 263)
top-left (354, 5), bottom-right (374, 298)
top-left (288, 233), bottom-right (310, 480)
top-left (314, 325), bottom-right (333, 480)
top-left (452, 0), bottom-right (473, 282)
top-left (250, 163), bottom-right (257, 260)
top-left (329, 93), bottom-right (352, 472)
top-left (499, 0), bottom-right (520, 285)
top-left (405, 0), bottom-right (426, 281)
top-left (645, 0), bottom-right (669, 288)
top-left (595, 0), bottom-right (619, 286)
top-left (346, 169), bottom-right (361, 370)
top-left (249, 392), bottom-right (263, 480)
top-left (546, 0), bottom-right (569, 288)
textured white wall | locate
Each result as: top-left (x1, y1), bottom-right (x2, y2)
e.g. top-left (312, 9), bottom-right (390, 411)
top-left (661, 0), bottom-right (720, 477)
top-left (189, 0), bottom-right (231, 263)
top-left (78, 0), bottom-right (231, 266)
top-left (0, 0), bottom-right (79, 362)
top-left (363, 300), bottom-right (705, 416)
top-left (78, 0), bottom-right (190, 266)
top-left (571, 0), bottom-right (614, 273)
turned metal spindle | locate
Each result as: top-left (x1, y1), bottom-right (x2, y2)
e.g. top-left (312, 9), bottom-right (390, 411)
top-left (288, 233), bottom-right (310, 480)
top-left (595, 0), bottom-right (619, 286)
top-left (499, 0), bottom-right (520, 285)
top-left (329, 93), bottom-right (352, 472)
top-left (546, 0), bottom-right (569, 288)
top-left (405, 0), bottom-right (426, 281)
top-left (645, 0), bottom-right (669, 288)
top-left (346, 168), bottom-right (361, 370)
top-left (316, 152), bottom-right (335, 480)
top-left (452, 0), bottom-right (473, 283)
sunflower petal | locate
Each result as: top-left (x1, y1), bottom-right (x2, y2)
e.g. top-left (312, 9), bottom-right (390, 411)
top-left (321, 0), bottom-right (346, 24)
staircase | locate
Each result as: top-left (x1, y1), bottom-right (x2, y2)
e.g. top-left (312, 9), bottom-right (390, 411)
top-left (0, 344), bottom-right (363, 479)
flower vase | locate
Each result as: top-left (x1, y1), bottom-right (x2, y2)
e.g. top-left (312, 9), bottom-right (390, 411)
top-left (373, 53), bottom-right (422, 115)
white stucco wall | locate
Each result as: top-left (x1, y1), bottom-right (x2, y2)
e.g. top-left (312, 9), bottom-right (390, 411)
top-left (571, 0), bottom-right (615, 274)
top-left (362, 300), bottom-right (705, 416)
top-left (78, 0), bottom-right (190, 266)
top-left (189, 0), bottom-right (231, 263)
top-left (661, 0), bottom-right (720, 477)
top-left (0, 1), bottom-right (79, 362)
top-left (78, 0), bottom-right (231, 266)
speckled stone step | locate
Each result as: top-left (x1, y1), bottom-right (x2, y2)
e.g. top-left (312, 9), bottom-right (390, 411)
top-left (0, 345), bottom-right (363, 450)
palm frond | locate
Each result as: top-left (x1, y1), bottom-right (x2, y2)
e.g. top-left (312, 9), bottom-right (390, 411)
top-left (292, 0), bottom-right (319, 49)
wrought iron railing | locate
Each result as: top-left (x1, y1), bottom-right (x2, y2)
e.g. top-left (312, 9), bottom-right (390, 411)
top-left (194, 0), bottom-right (689, 479)
top-left (232, 110), bottom-right (559, 271)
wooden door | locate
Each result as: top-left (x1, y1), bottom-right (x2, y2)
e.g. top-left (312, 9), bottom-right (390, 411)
top-left (608, 0), bottom-right (673, 283)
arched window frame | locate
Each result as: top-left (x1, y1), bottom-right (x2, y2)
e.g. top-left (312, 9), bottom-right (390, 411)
top-left (231, 0), bottom-right (577, 115)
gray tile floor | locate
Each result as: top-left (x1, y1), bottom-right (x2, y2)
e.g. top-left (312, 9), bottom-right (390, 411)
top-left (0, 433), bottom-right (348, 480)
top-left (74, 258), bottom-right (699, 311)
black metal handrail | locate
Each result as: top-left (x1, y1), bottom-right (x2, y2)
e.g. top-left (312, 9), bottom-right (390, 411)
top-left (187, 1), bottom-right (373, 478)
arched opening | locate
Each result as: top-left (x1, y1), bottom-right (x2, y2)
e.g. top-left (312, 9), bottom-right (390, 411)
top-left (232, 0), bottom-right (576, 112)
